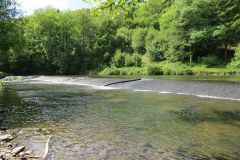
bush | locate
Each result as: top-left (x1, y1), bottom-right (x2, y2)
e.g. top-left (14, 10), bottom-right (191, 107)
top-left (99, 67), bottom-right (145, 75)
top-left (124, 53), bottom-right (143, 67)
top-left (201, 55), bottom-right (222, 67)
top-left (132, 28), bottom-right (148, 54)
top-left (113, 51), bottom-right (142, 68)
top-left (125, 54), bottom-right (134, 67)
top-left (228, 61), bottom-right (240, 68)
top-left (131, 53), bottom-right (142, 67)
top-left (99, 67), bottom-right (120, 75)
top-left (161, 62), bottom-right (193, 75)
top-left (147, 64), bottom-right (163, 75)
top-left (228, 44), bottom-right (240, 68)
top-left (146, 62), bottom-right (193, 75)
top-left (99, 62), bottom-right (240, 76)
top-left (112, 50), bottom-right (126, 68)
top-left (192, 65), bottom-right (240, 75)
top-left (146, 29), bottom-right (166, 62)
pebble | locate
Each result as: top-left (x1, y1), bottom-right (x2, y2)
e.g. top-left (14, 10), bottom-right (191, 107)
top-left (18, 151), bottom-right (25, 157)
top-left (24, 150), bottom-right (32, 155)
top-left (6, 142), bottom-right (12, 147)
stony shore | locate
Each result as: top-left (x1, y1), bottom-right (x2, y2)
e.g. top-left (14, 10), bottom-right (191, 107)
top-left (0, 128), bottom-right (46, 160)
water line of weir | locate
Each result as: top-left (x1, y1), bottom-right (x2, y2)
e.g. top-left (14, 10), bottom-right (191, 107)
top-left (27, 76), bottom-right (240, 101)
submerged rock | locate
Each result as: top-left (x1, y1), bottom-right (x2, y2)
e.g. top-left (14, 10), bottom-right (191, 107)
top-left (140, 143), bottom-right (153, 153)
top-left (6, 142), bottom-right (12, 148)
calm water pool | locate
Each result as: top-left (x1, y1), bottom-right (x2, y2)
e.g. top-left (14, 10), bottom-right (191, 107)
top-left (0, 82), bottom-right (240, 159)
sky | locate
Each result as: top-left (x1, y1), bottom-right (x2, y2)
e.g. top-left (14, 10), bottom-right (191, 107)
top-left (17, 0), bottom-right (95, 15)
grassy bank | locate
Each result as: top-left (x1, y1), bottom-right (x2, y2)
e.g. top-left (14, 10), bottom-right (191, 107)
top-left (99, 62), bottom-right (240, 76)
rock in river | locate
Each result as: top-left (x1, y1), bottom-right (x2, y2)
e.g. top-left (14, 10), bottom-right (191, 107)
top-left (0, 134), bottom-right (13, 141)
top-left (11, 146), bottom-right (25, 156)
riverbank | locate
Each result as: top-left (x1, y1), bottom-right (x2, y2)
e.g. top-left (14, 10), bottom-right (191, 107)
top-left (0, 128), bottom-right (47, 160)
top-left (99, 63), bottom-right (240, 76)
top-left (0, 72), bottom-right (13, 79)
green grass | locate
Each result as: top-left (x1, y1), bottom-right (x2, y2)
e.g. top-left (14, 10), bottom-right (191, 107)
top-left (192, 65), bottom-right (240, 75)
top-left (99, 66), bottom-right (146, 75)
top-left (99, 62), bottom-right (240, 76)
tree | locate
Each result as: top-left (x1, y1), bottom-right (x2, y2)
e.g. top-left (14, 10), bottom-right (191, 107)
top-left (0, 0), bottom-right (20, 21)
top-left (145, 28), bottom-right (166, 62)
top-left (212, 0), bottom-right (240, 59)
top-left (115, 27), bottom-right (133, 53)
top-left (1, 0), bottom-right (240, 75)
top-left (131, 28), bottom-right (147, 54)
top-left (86, 0), bottom-right (145, 16)
top-left (0, 0), bottom-right (22, 73)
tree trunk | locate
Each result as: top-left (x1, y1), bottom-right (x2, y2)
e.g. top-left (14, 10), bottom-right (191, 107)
top-left (190, 43), bottom-right (195, 63)
top-left (190, 54), bottom-right (192, 63)
top-left (224, 43), bottom-right (228, 59)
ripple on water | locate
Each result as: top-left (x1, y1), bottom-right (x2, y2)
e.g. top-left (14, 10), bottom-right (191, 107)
top-left (0, 83), bottom-right (240, 159)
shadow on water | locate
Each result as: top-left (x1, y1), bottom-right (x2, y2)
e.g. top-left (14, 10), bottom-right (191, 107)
top-left (0, 87), bottom-right (40, 128)
top-left (174, 146), bottom-right (240, 160)
top-left (0, 84), bottom-right (94, 128)
top-left (169, 106), bottom-right (240, 127)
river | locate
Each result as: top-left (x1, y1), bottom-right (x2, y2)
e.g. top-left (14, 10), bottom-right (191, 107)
top-left (0, 76), bottom-right (240, 159)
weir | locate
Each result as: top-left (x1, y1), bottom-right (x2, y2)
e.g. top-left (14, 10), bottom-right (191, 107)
top-left (30, 76), bottom-right (240, 101)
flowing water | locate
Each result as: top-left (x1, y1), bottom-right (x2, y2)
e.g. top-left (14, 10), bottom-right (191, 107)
top-left (0, 77), bottom-right (240, 159)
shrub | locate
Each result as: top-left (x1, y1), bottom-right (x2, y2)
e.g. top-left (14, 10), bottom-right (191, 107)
top-left (147, 64), bottom-right (163, 75)
top-left (118, 53), bottom-right (142, 67)
top-left (125, 54), bottom-right (134, 67)
top-left (131, 53), bottom-right (142, 67)
top-left (160, 62), bottom-right (193, 75)
top-left (112, 50), bottom-right (126, 68)
top-left (132, 28), bottom-right (148, 54)
top-left (228, 44), bottom-right (240, 68)
top-left (100, 67), bottom-right (120, 75)
top-left (146, 29), bottom-right (166, 62)
top-left (201, 55), bottom-right (222, 67)
top-left (99, 67), bottom-right (146, 75)
top-left (228, 61), bottom-right (240, 68)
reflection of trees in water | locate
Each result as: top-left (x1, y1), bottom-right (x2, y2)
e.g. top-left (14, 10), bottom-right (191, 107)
top-left (0, 86), bottom-right (41, 128)
top-left (0, 105), bottom-right (7, 126)
top-left (169, 105), bottom-right (240, 127)
top-left (0, 84), bottom-right (93, 128)
top-left (175, 146), bottom-right (235, 160)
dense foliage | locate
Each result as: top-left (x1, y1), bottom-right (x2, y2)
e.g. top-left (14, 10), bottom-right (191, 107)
top-left (0, 0), bottom-right (240, 75)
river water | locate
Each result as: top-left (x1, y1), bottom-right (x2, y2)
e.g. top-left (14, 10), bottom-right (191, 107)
top-left (0, 77), bottom-right (240, 159)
